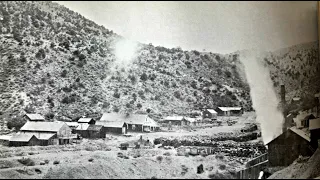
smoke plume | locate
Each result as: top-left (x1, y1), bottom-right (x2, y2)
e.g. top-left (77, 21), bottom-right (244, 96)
top-left (239, 50), bottom-right (284, 144)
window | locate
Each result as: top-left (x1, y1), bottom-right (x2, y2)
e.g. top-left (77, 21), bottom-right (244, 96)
top-left (132, 125), bottom-right (136, 130)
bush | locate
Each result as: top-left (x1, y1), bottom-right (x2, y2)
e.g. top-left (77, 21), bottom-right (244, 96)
top-left (44, 160), bottom-right (49, 164)
top-left (156, 156), bottom-right (163, 162)
top-left (17, 158), bottom-right (35, 166)
top-left (53, 160), bottom-right (60, 165)
top-left (163, 152), bottom-right (171, 156)
top-left (219, 164), bottom-right (226, 170)
top-left (88, 158), bottom-right (94, 162)
top-left (140, 73), bottom-right (148, 81)
top-left (61, 69), bottom-right (68, 77)
top-left (174, 91), bottom-right (181, 99)
top-left (7, 117), bottom-right (27, 130)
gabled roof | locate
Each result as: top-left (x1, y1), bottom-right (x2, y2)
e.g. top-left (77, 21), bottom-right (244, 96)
top-left (19, 132), bottom-right (56, 140)
top-left (206, 109), bottom-right (217, 114)
top-left (75, 123), bottom-right (90, 130)
top-left (163, 116), bottom-right (185, 121)
top-left (303, 114), bottom-right (316, 121)
top-left (24, 114), bottom-right (45, 121)
top-left (185, 117), bottom-right (197, 122)
top-left (218, 107), bottom-right (242, 111)
top-left (0, 135), bottom-right (11, 141)
top-left (100, 113), bottom-right (158, 126)
top-left (9, 133), bottom-right (36, 142)
top-left (266, 126), bottom-right (311, 145)
top-left (96, 121), bottom-right (126, 128)
top-left (309, 118), bottom-right (320, 130)
top-left (20, 121), bottom-right (67, 132)
top-left (87, 124), bottom-right (103, 131)
top-left (78, 118), bottom-right (94, 123)
top-left (65, 122), bottom-right (80, 127)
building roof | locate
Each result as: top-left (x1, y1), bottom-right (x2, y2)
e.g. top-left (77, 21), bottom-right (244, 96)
top-left (78, 118), bottom-right (94, 123)
top-left (309, 118), bottom-right (320, 130)
top-left (292, 97), bottom-right (301, 101)
top-left (185, 117), bottom-right (197, 122)
top-left (20, 121), bottom-right (67, 132)
top-left (100, 113), bottom-right (159, 126)
top-left (0, 135), bottom-right (12, 141)
top-left (206, 109), bottom-right (217, 114)
top-left (218, 107), bottom-right (242, 111)
top-left (303, 114), bottom-right (316, 121)
top-left (95, 121), bottom-right (126, 128)
top-left (163, 116), bottom-right (185, 121)
top-left (19, 132), bottom-right (56, 140)
top-left (289, 126), bottom-right (311, 142)
top-left (9, 133), bottom-right (36, 142)
top-left (87, 124), bottom-right (103, 131)
top-left (75, 123), bottom-right (90, 130)
top-left (65, 122), bottom-right (79, 127)
top-left (24, 114), bottom-right (45, 121)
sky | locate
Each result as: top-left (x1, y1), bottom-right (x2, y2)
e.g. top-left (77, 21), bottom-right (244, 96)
top-left (54, 1), bottom-right (318, 54)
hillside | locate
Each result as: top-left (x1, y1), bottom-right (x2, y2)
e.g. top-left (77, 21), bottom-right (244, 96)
top-left (0, 1), bottom-right (318, 124)
top-left (0, 1), bottom-right (252, 122)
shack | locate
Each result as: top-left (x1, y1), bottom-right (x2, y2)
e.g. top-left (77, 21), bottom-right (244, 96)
top-left (9, 133), bottom-right (39, 147)
top-left (301, 114), bottom-right (316, 128)
top-left (216, 107), bottom-right (243, 116)
top-left (19, 132), bottom-right (57, 146)
top-left (74, 124), bottom-right (104, 138)
top-left (266, 126), bottom-right (314, 167)
top-left (96, 121), bottom-right (127, 135)
top-left (162, 116), bottom-right (189, 126)
top-left (202, 109), bottom-right (218, 120)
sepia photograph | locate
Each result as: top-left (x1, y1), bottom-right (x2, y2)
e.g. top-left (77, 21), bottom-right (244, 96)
top-left (0, 1), bottom-right (319, 179)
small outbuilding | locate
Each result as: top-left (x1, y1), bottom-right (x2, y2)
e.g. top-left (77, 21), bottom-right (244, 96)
top-left (202, 109), bottom-right (218, 120)
top-left (162, 116), bottom-right (189, 126)
top-left (96, 121), bottom-right (127, 135)
top-left (77, 118), bottom-right (96, 124)
top-left (9, 133), bottom-right (39, 147)
top-left (23, 114), bottom-right (45, 122)
top-left (216, 107), bottom-right (243, 116)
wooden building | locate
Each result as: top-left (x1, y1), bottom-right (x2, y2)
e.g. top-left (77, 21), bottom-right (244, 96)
top-left (96, 121), bottom-right (127, 135)
top-left (77, 118), bottom-right (96, 125)
top-left (74, 124), bottom-right (104, 138)
top-left (23, 114), bottom-right (45, 122)
top-left (100, 113), bottom-right (159, 132)
top-left (162, 116), bottom-right (189, 126)
top-left (301, 114), bottom-right (316, 128)
top-left (202, 109), bottom-right (218, 120)
top-left (9, 133), bottom-right (40, 147)
top-left (216, 107), bottom-right (243, 116)
top-left (266, 126), bottom-right (314, 167)
top-left (18, 132), bottom-right (57, 146)
top-left (20, 121), bottom-right (76, 145)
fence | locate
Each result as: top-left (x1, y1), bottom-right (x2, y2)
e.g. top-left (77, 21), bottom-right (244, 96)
top-left (237, 160), bottom-right (268, 179)
top-left (237, 153), bottom-right (268, 179)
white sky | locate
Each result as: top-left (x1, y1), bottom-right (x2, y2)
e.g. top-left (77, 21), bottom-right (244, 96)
top-left (55, 1), bottom-right (318, 54)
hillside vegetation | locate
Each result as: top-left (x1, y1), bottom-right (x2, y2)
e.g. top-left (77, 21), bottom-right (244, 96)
top-left (0, 1), bottom-right (318, 123)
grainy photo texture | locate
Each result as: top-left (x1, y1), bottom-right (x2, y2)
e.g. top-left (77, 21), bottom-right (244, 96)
top-left (0, 1), bottom-right (319, 179)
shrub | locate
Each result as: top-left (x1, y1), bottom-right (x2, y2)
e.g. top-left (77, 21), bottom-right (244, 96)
top-left (156, 156), bottom-right (163, 162)
top-left (137, 103), bottom-right (142, 109)
top-left (219, 164), bottom-right (226, 170)
top-left (113, 92), bottom-right (120, 98)
top-left (163, 152), bottom-right (171, 156)
top-left (17, 158), bottom-right (35, 166)
top-left (44, 160), bottom-right (49, 164)
top-left (53, 160), bottom-right (60, 165)
top-left (35, 48), bottom-right (46, 59)
top-left (88, 158), bottom-right (94, 162)
top-left (140, 73), bottom-right (148, 81)
top-left (61, 70), bottom-right (68, 77)
top-left (174, 91), bottom-right (181, 99)
top-left (7, 117), bottom-right (27, 130)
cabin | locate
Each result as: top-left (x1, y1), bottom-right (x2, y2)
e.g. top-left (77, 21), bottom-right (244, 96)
top-left (216, 107), bottom-right (243, 116)
top-left (20, 121), bottom-right (76, 145)
top-left (96, 121), bottom-right (127, 135)
top-left (100, 113), bottom-right (159, 132)
top-left (74, 124), bottom-right (104, 138)
top-left (18, 132), bottom-right (57, 146)
top-left (202, 109), bottom-right (218, 120)
top-left (23, 114), bottom-right (45, 122)
top-left (65, 122), bottom-right (79, 133)
top-left (266, 126), bottom-right (314, 167)
top-left (162, 116), bottom-right (189, 126)
top-left (9, 133), bottom-right (40, 147)
top-left (309, 118), bottom-right (320, 149)
top-left (77, 118), bottom-right (96, 125)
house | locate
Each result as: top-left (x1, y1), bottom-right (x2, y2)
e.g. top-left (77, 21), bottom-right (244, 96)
top-left (9, 133), bottom-right (40, 147)
top-left (266, 126), bottom-right (314, 167)
top-left (202, 109), bottom-right (218, 120)
top-left (65, 122), bottom-right (79, 133)
top-left (100, 113), bottom-right (159, 132)
top-left (23, 114), bottom-right (45, 122)
top-left (20, 121), bottom-right (76, 145)
top-left (216, 107), bottom-right (243, 116)
top-left (77, 118), bottom-right (96, 124)
top-left (74, 124), bottom-right (104, 138)
top-left (162, 116), bottom-right (189, 126)
top-left (309, 118), bottom-right (320, 149)
top-left (96, 121), bottom-right (127, 135)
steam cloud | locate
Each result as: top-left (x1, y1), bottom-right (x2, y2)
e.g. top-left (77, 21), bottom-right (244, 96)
top-left (240, 50), bottom-right (284, 144)
top-left (111, 38), bottom-right (139, 72)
